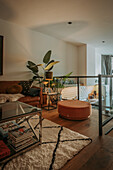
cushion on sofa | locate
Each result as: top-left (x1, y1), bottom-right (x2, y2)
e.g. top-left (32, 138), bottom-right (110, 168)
top-left (7, 84), bottom-right (22, 94)
top-left (0, 96), bottom-right (7, 103)
top-left (0, 81), bottom-right (20, 93)
top-left (19, 81), bottom-right (33, 95)
top-left (18, 96), bottom-right (40, 103)
top-left (0, 81), bottom-right (43, 107)
top-left (0, 94), bottom-right (24, 103)
top-left (28, 88), bottom-right (40, 97)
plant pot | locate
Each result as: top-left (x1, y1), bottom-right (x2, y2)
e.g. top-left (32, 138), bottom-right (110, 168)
top-left (45, 71), bottom-right (53, 80)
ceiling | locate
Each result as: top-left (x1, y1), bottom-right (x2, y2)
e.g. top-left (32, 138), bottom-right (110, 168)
top-left (0, 0), bottom-right (113, 48)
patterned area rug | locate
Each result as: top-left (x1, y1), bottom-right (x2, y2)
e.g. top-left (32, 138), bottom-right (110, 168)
top-left (1, 116), bottom-right (92, 170)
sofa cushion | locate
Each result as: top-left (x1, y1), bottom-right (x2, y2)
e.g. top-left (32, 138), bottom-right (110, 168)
top-left (0, 94), bottom-right (24, 103)
top-left (0, 81), bottom-right (20, 93)
top-left (0, 81), bottom-right (43, 107)
top-left (19, 81), bottom-right (33, 95)
top-left (25, 101), bottom-right (40, 106)
top-left (0, 96), bottom-right (7, 103)
top-left (28, 88), bottom-right (40, 97)
top-left (7, 84), bottom-right (22, 94)
top-left (18, 96), bottom-right (40, 103)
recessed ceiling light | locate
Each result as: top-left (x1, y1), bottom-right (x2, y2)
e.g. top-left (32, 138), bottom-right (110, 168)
top-left (102, 40), bottom-right (105, 43)
top-left (68, 22), bottom-right (72, 25)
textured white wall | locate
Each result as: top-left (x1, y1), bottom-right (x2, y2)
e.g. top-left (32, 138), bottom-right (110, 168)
top-left (86, 44), bottom-right (96, 85)
top-left (78, 44), bottom-right (86, 76)
top-left (78, 45), bottom-right (86, 85)
top-left (0, 19), bottom-right (78, 80)
top-left (87, 44), bottom-right (95, 75)
top-left (78, 44), bottom-right (96, 85)
top-left (65, 43), bottom-right (78, 75)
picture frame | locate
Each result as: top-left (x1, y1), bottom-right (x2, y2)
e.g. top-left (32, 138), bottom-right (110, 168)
top-left (0, 35), bottom-right (3, 75)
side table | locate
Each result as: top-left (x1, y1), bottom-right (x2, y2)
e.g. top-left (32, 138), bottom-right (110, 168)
top-left (42, 92), bottom-right (47, 105)
top-left (43, 92), bottom-right (58, 110)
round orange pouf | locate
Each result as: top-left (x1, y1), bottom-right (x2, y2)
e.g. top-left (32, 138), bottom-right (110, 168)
top-left (58, 100), bottom-right (92, 120)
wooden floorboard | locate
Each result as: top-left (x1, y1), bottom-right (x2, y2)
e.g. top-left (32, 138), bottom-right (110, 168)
top-left (42, 108), bottom-right (113, 170)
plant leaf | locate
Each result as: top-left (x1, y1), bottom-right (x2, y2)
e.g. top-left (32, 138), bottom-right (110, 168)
top-left (45, 61), bottom-right (60, 71)
top-left (27, 61), bottom-right (39, 73)
top-left (63, 72), bottom-right (73, 81)
top-left (33, 76), bottom-right (38, 80)
top-left (28, 61), bottom-right (36, 67)
top-left (32, 66), bottom-right (39, 72)
top-left (45, 60), bottom-right (54, 71)
top-left (36, 64), bottom-right (44, 66)
top-left (43, 50), bottom-right (51, 64)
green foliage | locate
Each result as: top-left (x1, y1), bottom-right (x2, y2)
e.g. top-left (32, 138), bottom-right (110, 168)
top-left (27, 61), bottom-right (39, 75)
top-left (49, 72), bottom-right (73, 89)
top-left (43, 50), bottom-right (51, 64)
top-left (27, 50), bottom-right (59, 72)
top-left (45, 61), bottom-right (60, 71)
top-left (45, 60), bottom-right (54, 72)
top-left (63, 72), bottom-right (73, 81)
top-left (27, 50), bottom-right (59, 80)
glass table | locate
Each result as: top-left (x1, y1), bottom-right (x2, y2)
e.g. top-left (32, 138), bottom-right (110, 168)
top-left (0, 101), bottom-right (42, 165)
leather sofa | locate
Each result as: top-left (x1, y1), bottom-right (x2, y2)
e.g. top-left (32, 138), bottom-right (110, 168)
top-left (0, 81), bottom-right (43, 108)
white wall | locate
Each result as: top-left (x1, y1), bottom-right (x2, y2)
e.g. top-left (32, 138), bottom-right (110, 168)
top-left (0, 19), bottom-right (78, 80)
top-left (87, 44), bottom-right (95, 76)
top-left (86, 44), bottom-right (96, 85)
top-left (78, 45), bottom-right (86, 85)
top-left (78, 44), bottom-right (86, 76)
top-left (77, 44), bottom-right (96, 85)
top-left (65, 43), bottom-right (78, 75)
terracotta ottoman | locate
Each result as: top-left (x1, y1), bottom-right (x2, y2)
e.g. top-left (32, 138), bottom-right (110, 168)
top-left (58, 100), bottom-right (92, 120)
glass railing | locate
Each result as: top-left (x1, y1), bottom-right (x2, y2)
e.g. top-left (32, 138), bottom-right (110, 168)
top-left (54, 74), bottom-right (113, 136)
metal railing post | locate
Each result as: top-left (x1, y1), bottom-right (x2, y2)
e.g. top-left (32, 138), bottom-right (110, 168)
top-left (77, 77), bottom-right (79, 100)
top-left (98, 74), bottom-right (102, 136)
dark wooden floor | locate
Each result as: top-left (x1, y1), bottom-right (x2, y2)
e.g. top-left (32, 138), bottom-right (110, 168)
top-left (42, 108), bottom-right (113, 170)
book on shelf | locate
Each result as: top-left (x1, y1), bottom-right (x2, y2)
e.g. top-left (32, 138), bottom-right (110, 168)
top-left (8, 126), bottom-right (33, 142)
top-left (0, 140), bottom-right (10, 159)
top-left (0, 121), bottom-right (20, 138)
top-left (9, 137), bottom-right (37, 152)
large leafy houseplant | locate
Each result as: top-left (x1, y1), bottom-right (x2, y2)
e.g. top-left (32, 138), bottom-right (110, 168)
top-left (26, 50), bottom-right (59, 83)
top-left (52, 72), bottom-right (73, 88)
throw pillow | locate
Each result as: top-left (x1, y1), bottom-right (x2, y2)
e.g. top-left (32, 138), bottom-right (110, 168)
top-left (7, 84), bottom-right (22, 94)
top-left (8, 94), bottom-right (24, 102)
top-left (0, 94), bottom-right (24, 103)
top-left (28, 88), bottom-right (40, 97)
top-left (19, 81), bottom-right (33, 95)
top-left (0, 96), bottom-right (7, 103)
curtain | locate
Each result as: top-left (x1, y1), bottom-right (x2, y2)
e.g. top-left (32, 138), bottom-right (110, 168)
top-left (101, 55), bottom-right (112, 76)
top-left (101, 55), bottom-right (112, 108)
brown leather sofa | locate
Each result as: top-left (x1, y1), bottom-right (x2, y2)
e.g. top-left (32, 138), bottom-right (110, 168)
top-left (0, 81), bottom-right (43, 108)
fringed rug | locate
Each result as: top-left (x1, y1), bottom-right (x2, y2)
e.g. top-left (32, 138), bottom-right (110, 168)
top-left (1, 116), bottom-right (92, 170)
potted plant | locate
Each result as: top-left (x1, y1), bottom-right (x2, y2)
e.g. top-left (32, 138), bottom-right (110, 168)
top-left (43, 50), bottom-right (59, 80)
top-left (26, 50), bottom-right (59, 83)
